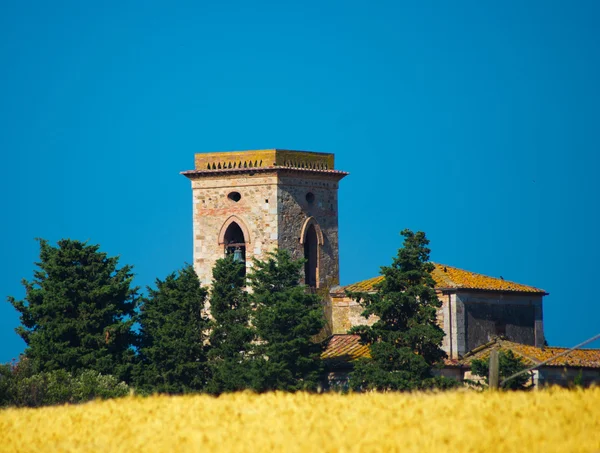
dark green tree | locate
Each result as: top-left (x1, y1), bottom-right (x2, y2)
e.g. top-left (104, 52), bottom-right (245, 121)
top-left (348, 229), bottom-right (457, 391)
top-left (205, 255), bottom-right (255, 394)
top-left (248, 250), bottom-right (325, 392)
top-left (471, 350), bottom-right (531, 390)
top-left (136, 265), bottom-right (209, 394)
top-left (8, 239), bottom-right (138, 382)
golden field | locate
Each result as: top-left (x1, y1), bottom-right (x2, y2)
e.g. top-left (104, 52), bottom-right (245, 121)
top-left (1, 388), bottom-right (599, 453)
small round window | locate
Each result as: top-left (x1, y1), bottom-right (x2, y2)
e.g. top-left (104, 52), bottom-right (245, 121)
top-left (306, 192), bottom-right (315, 204)
top-left (228, 192), bottom-right (241, 202)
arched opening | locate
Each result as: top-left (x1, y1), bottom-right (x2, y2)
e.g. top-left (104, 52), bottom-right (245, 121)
top-left (304, 224), bottom-right (318, 288)
top-left (223, 222), bottom-right (246, 274)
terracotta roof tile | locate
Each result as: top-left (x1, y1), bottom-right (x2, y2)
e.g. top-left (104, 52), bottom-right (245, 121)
top-left (338, 276), bottom-right (384, 294)
top-left (321, 335), bottom-right (370, 363)
top-left (505, 341), bottom-right (600, 369)
top-left (322, 336), bottom-right (600, 370)
top-left (333, 263), bottom-right (546, 295)
top-left (461, 339), bottom-right (600, 369)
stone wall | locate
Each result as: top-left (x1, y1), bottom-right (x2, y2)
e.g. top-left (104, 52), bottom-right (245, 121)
top-left (277, 173), bottom-right (342, 288)
top-left (537, 367), bottom-right (600, 388)
top-left (330, 294), bottom-right (377, 335)
top-left (455, 292), bottom-right (544, 354)
top-left (329, 290), bottom-right (544, 359)
top-left (190, 172), bottom-right (279, 285)
top-left (189, 169), bottom-right (344, 290)
top-left (438, 292), bottom-right (454, 358)
top-left (330, 290), bottom-right (455, 356)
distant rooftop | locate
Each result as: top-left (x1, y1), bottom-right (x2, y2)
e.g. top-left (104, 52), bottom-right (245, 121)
top-left (332, 263), bottom-right (547, 295)
top-left (460, 338), bottom-right (600, 369)
top-left (322, 335), bottom-right (600, 369)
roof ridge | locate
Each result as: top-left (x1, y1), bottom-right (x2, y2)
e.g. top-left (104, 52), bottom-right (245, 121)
top-left (435, 263), bottom-right (530, 288)
top-left (334, 263), bottom-right (546, 295)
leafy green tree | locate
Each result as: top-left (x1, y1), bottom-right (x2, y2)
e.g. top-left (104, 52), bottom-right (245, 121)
top-left (8, 239), bottom-right (138, 382)
top-left (248, 250), bottom-right (325, 392)
top-left (136, 265), bottom-right (209, 394)
top-left (205, 255), bottom-right (255, 394)
top-left (471, 350), bottom-right (531, 390)
top-left (0, 358), bottom-right (129, 408)
top-left (348, 229), bottom-right (457, 391)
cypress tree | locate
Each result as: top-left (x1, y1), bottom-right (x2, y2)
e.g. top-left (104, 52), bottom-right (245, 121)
top-left (7, 239), bottom-right (138, 382)
top-left (136, 265), bottom-right (209, 393)
top-left (348, 229), bottom-right (457, 391)
top-left (205, 255), bottom-right (255, 394)
top-left (248, 250), bottom-right (325, 392)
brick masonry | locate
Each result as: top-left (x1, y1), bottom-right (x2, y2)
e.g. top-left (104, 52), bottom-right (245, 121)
top-left (189, 172), bottom-right (280, 285)
top-left (182, 150), bottom-right (347, 288)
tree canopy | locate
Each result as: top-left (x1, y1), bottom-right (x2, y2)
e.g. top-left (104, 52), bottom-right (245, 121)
top-left (347, 229), bottom-right (456, 391)
top-left (205, 255), bottom-right (255, 394)
top-left (248, 250), bottom-right (325, 392)
top-left (8, 239), bottom-right (138, 381)
top-left (136, 265), bottom-right (209, 394)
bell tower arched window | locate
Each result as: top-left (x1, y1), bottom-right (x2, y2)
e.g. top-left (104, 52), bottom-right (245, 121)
top-left (304, 224), bottom-right (318, 288)
top-left (223, 221), bottom-right (246, 273)
top-left (300, 217), bottom-right (324, 289)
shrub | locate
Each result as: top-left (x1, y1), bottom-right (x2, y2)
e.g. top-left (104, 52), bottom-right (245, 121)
top-left (0, 359), bottom-right (129, 407)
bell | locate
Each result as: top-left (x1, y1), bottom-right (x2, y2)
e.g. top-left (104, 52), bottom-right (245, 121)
top-left (233, 247), bottom-right (243, 263)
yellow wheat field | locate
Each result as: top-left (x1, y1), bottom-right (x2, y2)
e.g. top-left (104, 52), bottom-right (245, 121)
top-left (1, 388), bottom-right (599, 453)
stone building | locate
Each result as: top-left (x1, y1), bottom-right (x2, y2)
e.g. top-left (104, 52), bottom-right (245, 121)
top-left (330, 264), bottom-right (546, 360)
top-left (182, 149), bottom-right (599, 384)
top-left (181, 149), bottom-right (347, 288)
top-left (454, 338), bottom-right (600, 387)
top-left (321, 334), bottom-right (600, 388)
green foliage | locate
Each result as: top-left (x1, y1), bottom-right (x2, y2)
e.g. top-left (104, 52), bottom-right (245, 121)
top-left (572, 370), bottom-right (584, 388)
top-left (74, 369), bottom-right (130, 401)
top-left (7, 239), bottom-right (138, 382)
top-left (348, 229), bottom-right (455, 391)
top-left (0, 358), bottom-right (129, 407)
top-left (205, 255), bottom-right (255, 394)
top-left (248, 250), bottom-right (325, 392)
top-left (136, 265), bottom-right (210, 394)
top-left (471, 350), bottom-right (531, 390)
top-left (0, 363), bottom-right (11, 404)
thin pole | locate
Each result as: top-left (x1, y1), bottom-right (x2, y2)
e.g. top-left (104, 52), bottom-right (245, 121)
top-left (489, 349), bottom-right (499, 390)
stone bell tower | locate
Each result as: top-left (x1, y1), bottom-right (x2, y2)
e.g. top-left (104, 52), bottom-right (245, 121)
top-left (181, 149), bottom-right (348, 288)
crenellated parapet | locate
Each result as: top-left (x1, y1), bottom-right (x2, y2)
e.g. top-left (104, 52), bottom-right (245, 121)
top-left (192, 149), bottom-right (336, 172)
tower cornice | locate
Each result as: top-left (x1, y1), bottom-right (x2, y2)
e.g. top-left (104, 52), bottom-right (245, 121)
top-left (181, 149), bottom-right (348, 180)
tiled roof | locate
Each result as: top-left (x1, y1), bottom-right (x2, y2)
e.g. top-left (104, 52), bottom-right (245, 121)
top-left (333, 263), bottom-right (546, 295)
top-left (460, 338), bottom-right (600, 369)
top-left (322, 335), bottom-right (460, 367)
top-left (337, 275), bottom-right (384, 294)
top-left (321, 335), bottom-right (370, 363)
top-left (322, 336), bottom-right (600, 370)
top-left (431, 264), bottom-right (546, 293)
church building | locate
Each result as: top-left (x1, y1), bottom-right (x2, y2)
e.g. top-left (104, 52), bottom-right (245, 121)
top-left (182, 149), bottom-right (599, 386)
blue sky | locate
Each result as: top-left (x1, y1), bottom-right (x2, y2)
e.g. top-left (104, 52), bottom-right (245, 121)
top-left (1, 1), bottom-right (599, 362)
